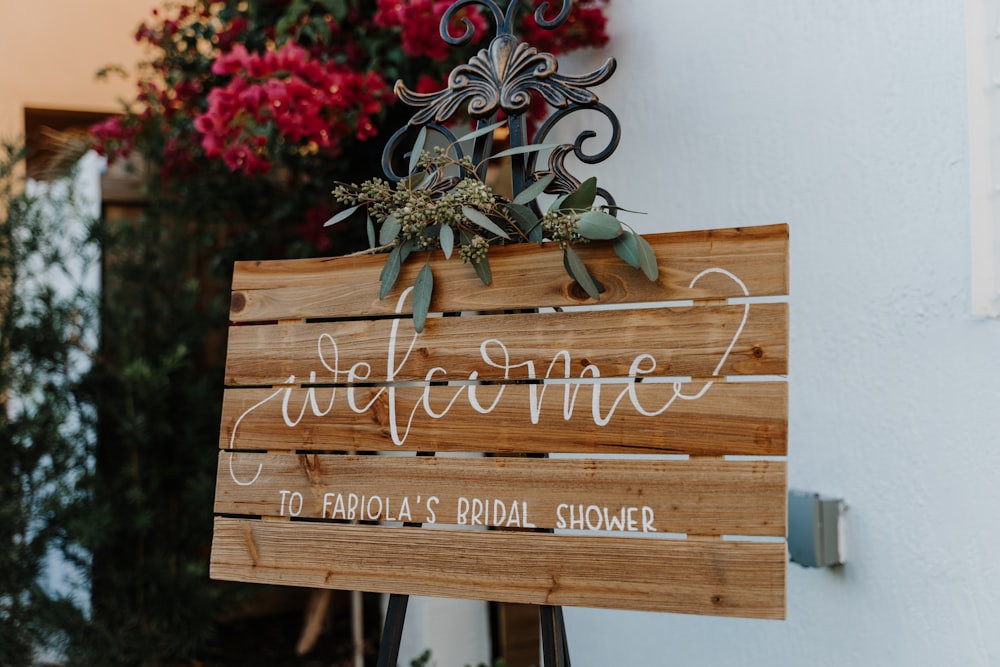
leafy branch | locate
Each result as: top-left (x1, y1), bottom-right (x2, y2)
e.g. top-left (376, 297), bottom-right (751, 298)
top-left (329, 127), bottom-right (658, 332)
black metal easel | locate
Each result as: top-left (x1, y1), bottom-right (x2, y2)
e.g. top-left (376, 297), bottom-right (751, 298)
top-left (377, 595), bottom-right (571, 667)
top-left (375, 2), bottom-right (620, 664)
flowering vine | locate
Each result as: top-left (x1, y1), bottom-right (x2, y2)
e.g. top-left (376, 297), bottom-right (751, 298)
top-left (193, 42), bottom-right (390, 174)
top-left (90, 0), bottom-right (610, 252)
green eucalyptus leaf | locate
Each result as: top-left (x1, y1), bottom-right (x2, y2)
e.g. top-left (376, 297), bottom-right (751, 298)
top-left (440, 224), bottom-right (455, 259)
top-left (472, 254), bottom-right (492, 285)
top-left (576, 210), bottom-right (623, 240)
top-left (548, 194), bottom-right (569, 214)
top-left (559, 176), bottom-right (598, 212)
top-left (613, 230), bottom-right (640, 268)
top-left (408, 126), bottom-right (428, 175)
top-left (503, 202), bottom-right (542, 241)
top-left (379, 239), bottom-right (416, 299)
top-left (366, 213), bottom-right (376, 249)
top-left (462, 206), bottom-right (510, 239)
top-left (488, 143), bottom-right (561, 161)
top-left (412, 263), bottom-right (433, 333)
top-left (635, 233), bottom-right (659, 281)
top-left (420, 223), bottom-right (440, 244)
top-left (415, 173), bottom-right (433, 190)
top-left (323, 204), bottom-right (360, 227)
top-left (379, 244), bottom-right (403, 299)
top-left (512, 173), bottom-right (556, 206)
top-left (529, 224), bottom-right (544, 243)
top-left (563, 246), bottom-right (601, 300)
top-left (403, 170), bottom-right (429, 190)
top-left (602, 205), bottom-right (648, 216)
top-left (398, 238), bottom-right (416, 264)
top-left (455, 119), bottom-right (507, 144)
top-left (379, 214), bottom-right (401, 245)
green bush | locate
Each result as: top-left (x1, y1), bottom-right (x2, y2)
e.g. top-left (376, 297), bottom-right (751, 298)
top-left (0, 140), bottom-right (98, 666)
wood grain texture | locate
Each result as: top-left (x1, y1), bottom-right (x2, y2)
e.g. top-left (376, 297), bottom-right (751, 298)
top-left (229, 224), bottom-right (789, 322)
top-left (210, 518), bottom-right (786, 619)
top-left (224, 303), bottom-right (788, 385)
top-left (215, 453), bottom-right (786, 536)
top-left (219, 381), bottom-right (787, 456)
top-left (212, 226), bottom-right (789, 619)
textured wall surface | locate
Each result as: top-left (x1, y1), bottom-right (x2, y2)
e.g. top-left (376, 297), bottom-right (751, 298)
top-left (562, 1), bottom-right (1000, 665)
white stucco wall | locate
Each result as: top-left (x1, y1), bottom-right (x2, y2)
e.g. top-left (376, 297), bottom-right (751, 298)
top-left (393, 596), bottom-right (492, 667)
top-left (561, 1), bottom-right (1000, 665)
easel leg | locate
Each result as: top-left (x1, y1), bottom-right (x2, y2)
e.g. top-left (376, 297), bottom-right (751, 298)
top-left (557, 606), bottom-right (571, 666)
top-left (377, 593), bottom-right (409, 667)
top-left (540, 605), bottom-right (571, 667)
top-left (377, 453), bottom-right (433, 667)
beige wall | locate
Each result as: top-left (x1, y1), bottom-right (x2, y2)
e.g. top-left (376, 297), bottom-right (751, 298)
top-left (0, 0), bottom-right (160, 138)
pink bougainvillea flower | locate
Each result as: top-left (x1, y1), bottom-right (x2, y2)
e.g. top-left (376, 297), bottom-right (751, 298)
top-left (192, 40), bottom-right (390, 175)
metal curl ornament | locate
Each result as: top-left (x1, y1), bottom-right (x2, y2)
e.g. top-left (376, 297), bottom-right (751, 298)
top-left (532, 0), bottom-right (573, 30)
top-left (439, 0), bottom-right (573, 45)
top-left (440, 0), bottom-right (504, 46)
top-left (381, 123), bottom-right (463, 183)
top-left (532, 101), bottom-right (621, 166)
top-left (526, 101), bottom-right (622, 209)
top-left (539, 144), bottom-right (618, 212)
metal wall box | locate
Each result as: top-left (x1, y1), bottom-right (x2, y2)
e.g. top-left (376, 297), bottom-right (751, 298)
top-left (788, 490), bottom-right (847, 568)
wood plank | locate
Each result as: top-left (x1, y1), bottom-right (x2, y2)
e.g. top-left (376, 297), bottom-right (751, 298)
top-left (219, 381), bottom-right (787, 456)
top-left (210, 518), bottom-right (786, 619)
top-left (224, 303), bottom-right (788, 385)
top-left (230, 224), bottom-right (789, 321)
top-left (215, 454), bottom-right (786, 536)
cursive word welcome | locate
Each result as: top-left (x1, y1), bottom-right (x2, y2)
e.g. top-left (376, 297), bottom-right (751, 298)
top-left (228, 268), bottom-right (749, 486)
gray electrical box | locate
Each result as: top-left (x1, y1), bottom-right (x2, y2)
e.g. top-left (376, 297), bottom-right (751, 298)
top-left (788, 490), bottom-right (847, 568)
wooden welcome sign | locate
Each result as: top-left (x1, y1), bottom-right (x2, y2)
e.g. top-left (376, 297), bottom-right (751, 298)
top-left (210, 223), bottom-right (788, 619)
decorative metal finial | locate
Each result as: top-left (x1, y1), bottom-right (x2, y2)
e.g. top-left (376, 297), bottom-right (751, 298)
top-left (381, 0), bottom-right (622, 211)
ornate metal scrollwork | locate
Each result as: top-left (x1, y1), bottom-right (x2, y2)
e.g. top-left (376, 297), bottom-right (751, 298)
top-left (395, 35), bottom-right (614, 126)
top-left (439, 0), bottom-right (574, 45)
top-left (382, 0), bottom-right (621, 209)
top-left (528, 101), bottom-right (621, 210)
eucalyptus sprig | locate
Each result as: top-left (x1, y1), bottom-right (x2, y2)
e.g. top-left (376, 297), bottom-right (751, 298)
top-left (328, 126), bottom-right (658, 332)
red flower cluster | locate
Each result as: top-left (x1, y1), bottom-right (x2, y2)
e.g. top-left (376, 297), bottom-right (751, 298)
top-left (193, 42), bottom-right (391, 174)
top-left (374, 0), bottom-right (488, 60)
top-left (90, 115), bottom-right (141, 163)
top-left (522, 0), bottom-right (610, 55)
